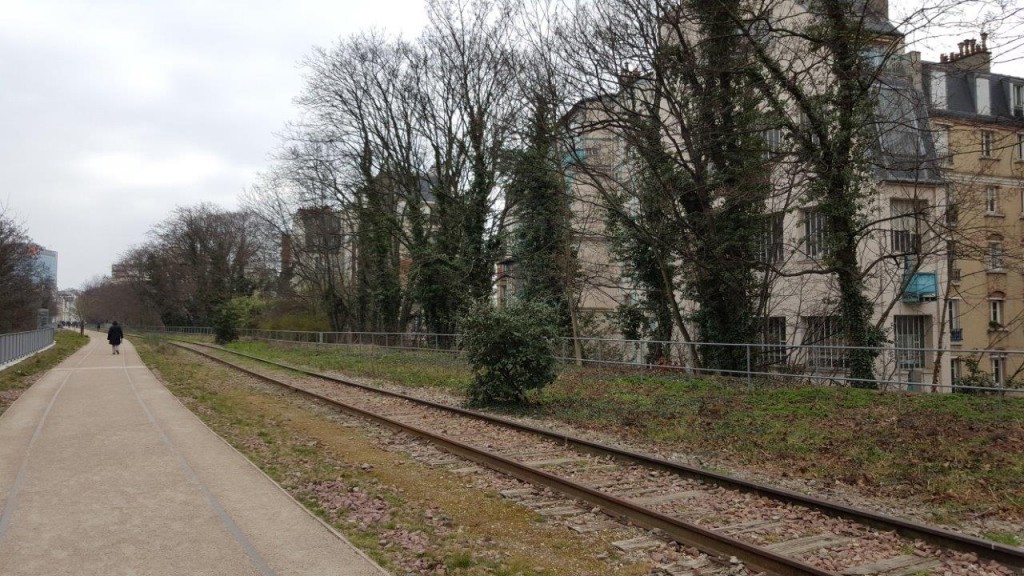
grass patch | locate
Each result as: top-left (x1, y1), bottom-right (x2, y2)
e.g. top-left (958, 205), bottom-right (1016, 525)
top-left (0, 330), bottom-right (89, 416)
top-left (544, 369), bottom-right (1024, 519)
top-left (224, 340), bottom-right (473, 393)
top-left (136, 336), bottom-right (648, 576)
top-left (982, 531), bottom-right (1022, 547)
top-left (187, 338), bottom-right (1024, 521)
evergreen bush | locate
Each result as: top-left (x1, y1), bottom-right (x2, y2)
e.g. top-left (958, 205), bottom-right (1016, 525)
top-left (459, 300), bottom-right (560, 405)
top-left (212, 302), bottom-right (240, 344)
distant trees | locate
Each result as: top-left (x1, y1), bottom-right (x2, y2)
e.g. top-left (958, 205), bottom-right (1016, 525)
top-left (0, 208), bottom-right (52, 333)
top-left (75, 276), bottom-right (159, 327)
top-left (95, 204), bottom-right (277, 328)
top-left (245, 0), bottom-right (536, 336)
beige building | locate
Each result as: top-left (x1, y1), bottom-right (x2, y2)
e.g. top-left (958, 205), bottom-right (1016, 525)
top-left (922, 37), bottom-right (1024, 387)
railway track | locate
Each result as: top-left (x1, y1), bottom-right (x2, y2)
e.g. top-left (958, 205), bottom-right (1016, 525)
top-left (169, 340), bottom-right (1024, 576)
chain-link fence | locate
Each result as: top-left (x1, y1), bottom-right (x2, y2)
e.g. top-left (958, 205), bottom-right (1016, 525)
top-left (132, 326), bottom-right (1024, 394)
top-left (0, 328), bottom-right (55, 370)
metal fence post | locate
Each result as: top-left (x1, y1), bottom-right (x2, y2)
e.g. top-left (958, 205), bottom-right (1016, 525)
top-left (746, 344), bottom-right (752, 388)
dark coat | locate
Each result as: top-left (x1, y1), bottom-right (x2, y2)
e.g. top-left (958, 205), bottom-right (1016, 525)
top-left (107, 325), bottom-right (124, 345)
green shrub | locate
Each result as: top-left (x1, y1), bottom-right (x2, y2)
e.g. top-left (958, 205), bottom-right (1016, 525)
top-left (459, 300), bottom-right (560, 405)
top-left (212, 303), bottom-right (241, 344)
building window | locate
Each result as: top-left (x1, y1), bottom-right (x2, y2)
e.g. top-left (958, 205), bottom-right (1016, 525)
top-left (948, 299), bottom-right (963, 342)
top-left (931, 70), bottom-right (947, 108)
top-left (804, 209), bottom-right (828, 259)
top-left (934, 125), bottom-right (951, 164)
top-left (763, 127), bottom-right (785, 155)
top-left (990, 299), bottom-right (1004, 327)
top-left (986, 186), bottom-right (999, 214)
top-left (802, 316), bottom-right (845, 369)
top-left (978, 78), bottom-right (992, 115)
top-left (946, 204), bottom-right (959, 226)
top-left (582, 136), bottom-right (611, 169)
top-left (891, 199), bottom-right (923, 254)
top-left (894, 315), bottom-right (927, 369)
top-left (989, 241), bottom-right (1004, 270)
top-left (1017, 133), bottom-right (1024, 160)
top-left (992, 356), bottom-right (1006, 386)
top-left (760, 213), bottom-right (784, 263)
top-left (1014, 84), bottom-right (1024, 117)
top-left (762, 317), bottom-right (787, 366)
top-left (951, 357), bottom-right (962, 384)
top-left (981, 130), bottom-right (994, 157)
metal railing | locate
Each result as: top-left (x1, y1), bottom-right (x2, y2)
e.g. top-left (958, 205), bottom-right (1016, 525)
top-left (132, 326), bottom-right (1024, 395)
top-left (0, 328), bottom-right (55, 370)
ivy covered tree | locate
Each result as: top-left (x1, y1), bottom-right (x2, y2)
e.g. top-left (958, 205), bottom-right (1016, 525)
top-left (561, 0), bottom-right (774, 371)
top-left (507, 91), bottom-right (577, 333)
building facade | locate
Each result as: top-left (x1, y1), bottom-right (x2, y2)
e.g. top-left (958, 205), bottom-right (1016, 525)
top-left (552, 4), bottom-right (1024, 390)
top-left (921, 37), bottom-right (1024, 386)
top-left (28, 244), bottom-right (57, 285)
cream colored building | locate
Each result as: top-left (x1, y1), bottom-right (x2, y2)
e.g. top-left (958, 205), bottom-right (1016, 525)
top-left (921, 37), bottom-right (1024, 386)
top-left (559, 2), bottom-right (963, 389)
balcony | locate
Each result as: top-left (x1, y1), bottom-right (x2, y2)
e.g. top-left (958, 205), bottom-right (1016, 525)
top-left (901, 272), bottom-right (938, 303)
top-left (950, 328), bottom-right (963, 343)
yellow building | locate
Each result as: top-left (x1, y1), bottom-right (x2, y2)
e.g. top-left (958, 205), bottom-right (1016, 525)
top-left (922, 37), bottom-right (1024, 386)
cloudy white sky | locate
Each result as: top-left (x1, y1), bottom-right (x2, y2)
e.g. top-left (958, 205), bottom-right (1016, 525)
top-left (2, 0), bottom-right (1021, 289)
top-left (1, 0), bottom-right (426, 289)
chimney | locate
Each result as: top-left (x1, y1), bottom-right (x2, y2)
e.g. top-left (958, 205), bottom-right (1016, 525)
top-left (939, 35), bottom-right (991, 74)
top-left (867, 0), bottom-right (889, 19)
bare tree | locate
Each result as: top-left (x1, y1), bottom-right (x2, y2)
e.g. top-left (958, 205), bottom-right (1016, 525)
top-left (0, 207), bottom-right (48, 332)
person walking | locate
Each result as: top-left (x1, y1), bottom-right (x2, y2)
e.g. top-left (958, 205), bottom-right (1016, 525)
top-left (107, 321), bottom-right (124, 355)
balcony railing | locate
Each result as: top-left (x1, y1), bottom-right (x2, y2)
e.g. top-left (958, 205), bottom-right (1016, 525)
top-left (951, 268), bottom-right (962, 283)
top-left (951, 328), bottom-right (963, 343)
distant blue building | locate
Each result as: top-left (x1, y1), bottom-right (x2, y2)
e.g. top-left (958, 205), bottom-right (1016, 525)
top-left (29, 245), bottom-right (58, 284)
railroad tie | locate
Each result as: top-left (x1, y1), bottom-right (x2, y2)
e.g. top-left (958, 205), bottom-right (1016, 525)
top-left (536, 506), bottom-right (586, 517)
top-left (841, 555), bottom-right (943, 576)
top-left (499, 488), bottom-right (535, 498)
top-left (612, 536), bottom-right (664, 552)
top-left (524, 457), bottom-right (585, 467)
top-left (633, 490), bottom-right (706, 506)
top-left (568, 520), bottom-right (620, 533)
top-left (449, 466), bottom-right (481, 475)
top-left (714, 519), bottom-right (787, 536)
top-left (766, 533), bottom-right (854, 555)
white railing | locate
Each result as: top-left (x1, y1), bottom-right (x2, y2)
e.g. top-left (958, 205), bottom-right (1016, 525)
top-left (132, 326), bottom-right (1024, 395)
top-left (0, 328), bottom-right (55, 370)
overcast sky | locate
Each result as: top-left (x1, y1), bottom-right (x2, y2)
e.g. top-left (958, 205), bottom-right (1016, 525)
top-left (2, 0), bottom-right (426, 289)
top-left (2, 0), bottom-right (1021, 289)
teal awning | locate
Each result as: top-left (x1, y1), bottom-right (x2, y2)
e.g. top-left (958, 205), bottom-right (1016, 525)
top-left (902, 272), bottom-right (938, 303)
top-left (562, 149), bottom-right (586, 166)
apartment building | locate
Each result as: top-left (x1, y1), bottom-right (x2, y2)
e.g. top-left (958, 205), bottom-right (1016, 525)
top-left (557, 1), bottom-right (966, 388)
top-left (921, 36), bottom-right (1024, 386)
top-left (740, 50), bottom-right (949, 389)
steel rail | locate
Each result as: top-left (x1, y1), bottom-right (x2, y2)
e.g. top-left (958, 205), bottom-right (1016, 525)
top-left (171, 340), bottom-right (836, 576)
top-left (173, 340), bottom-right (1024, 569)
